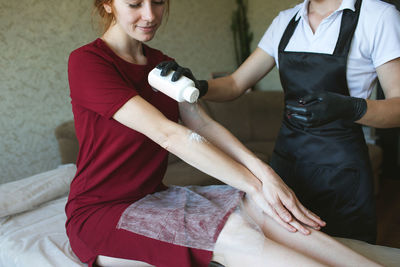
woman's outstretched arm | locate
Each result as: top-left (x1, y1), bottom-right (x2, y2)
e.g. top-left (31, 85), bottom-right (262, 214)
top-left (114, 95), bottom-right (324, 234)
top-left (114, 95), bottom-right (260, 192)
top-left (178, 101), bottom-right (325, 234)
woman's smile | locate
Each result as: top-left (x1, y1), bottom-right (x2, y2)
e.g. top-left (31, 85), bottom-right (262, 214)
top-left (136, 24), bottom-right (157, 33)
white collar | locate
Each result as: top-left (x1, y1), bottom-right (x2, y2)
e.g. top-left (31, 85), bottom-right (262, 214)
top-left (295, 0), bottom-right (357, 21)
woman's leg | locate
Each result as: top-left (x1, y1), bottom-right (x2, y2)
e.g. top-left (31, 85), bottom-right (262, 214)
top-left (241, 195), bottom-right (382, 267)
top-left (212, 208), bottom-right (327, 267)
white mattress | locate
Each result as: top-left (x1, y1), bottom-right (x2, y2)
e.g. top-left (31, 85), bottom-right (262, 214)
top-left (0, 165), bottom-right (399, 267)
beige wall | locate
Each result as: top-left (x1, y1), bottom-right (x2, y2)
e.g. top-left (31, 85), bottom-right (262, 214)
top-left (0, 0), bottom-right (298, 184)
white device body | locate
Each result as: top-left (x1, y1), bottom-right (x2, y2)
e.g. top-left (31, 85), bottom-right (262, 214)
top-left (148, 68), bottom-right (199, 103)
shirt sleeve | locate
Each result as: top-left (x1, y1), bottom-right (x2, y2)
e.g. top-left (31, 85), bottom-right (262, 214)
top-left (258, 15), bottom-right (280, 59)
top-left (257, 7), bottom-right (299, 67)
top-left (68, 49), bottom-right (138, 119)
top-left (371, 5), bottom-right (400, 68)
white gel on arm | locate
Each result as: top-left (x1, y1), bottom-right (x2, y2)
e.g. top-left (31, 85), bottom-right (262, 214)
top-left (188, 130), bottom-right (208, 143)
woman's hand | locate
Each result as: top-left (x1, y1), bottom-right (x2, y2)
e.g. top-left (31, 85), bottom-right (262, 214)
top-left (247, 163), bottom-right (326, 235)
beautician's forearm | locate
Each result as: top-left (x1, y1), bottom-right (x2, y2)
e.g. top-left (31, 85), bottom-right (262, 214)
top-left (203, 48), bottom-right (276, 102)
top-left (364, 58), bottom-right (400, 128)
top-left (196, 120), bottom-right (265, 176)
top-left (180, 102), bottom-right (264, 178)
top-left (202, 60), bottom-right (255, 102)
top-left (191, 117), bottom-right (280, 189)
top-left (203, 76), bottom-right (246, 102)
top-left (357, 98), bottom-right (400, 128)
top-left (180, 102), bottom-right (270, 183)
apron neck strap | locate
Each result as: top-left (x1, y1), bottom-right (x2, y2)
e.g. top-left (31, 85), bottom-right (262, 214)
top-left (333, 0), bottom-right (362, 55)
top-left (278, 0), bottom-right (362, 56)
top-left (278, 14), bottom-right (300, 53)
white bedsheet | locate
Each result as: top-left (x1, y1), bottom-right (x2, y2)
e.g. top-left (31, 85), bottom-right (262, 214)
top-left (0, 165), bottom-right (399, 267)
top-left (0, 196), bottom-right (85, 267)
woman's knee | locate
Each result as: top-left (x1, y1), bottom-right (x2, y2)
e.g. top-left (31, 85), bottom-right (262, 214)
top-left (212, 208), bottom-right (268, 264)
top-left (213, 203), bottom-right (326, 267)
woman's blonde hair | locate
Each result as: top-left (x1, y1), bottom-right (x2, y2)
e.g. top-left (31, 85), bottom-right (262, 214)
top-left (93, 0), bottom-right (170, 34)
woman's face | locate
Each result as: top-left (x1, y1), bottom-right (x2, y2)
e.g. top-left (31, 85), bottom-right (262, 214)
top-left (105, 0), bottom-right (167, 42)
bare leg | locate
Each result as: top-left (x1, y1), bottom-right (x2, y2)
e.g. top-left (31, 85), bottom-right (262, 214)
top-left (96, 209), bottom-right (324, 267)
top-left (97, 195), bottom-right (381, 267)
top-left (241, 195), bottom-right (382, 267)
top-left (212, 208), bottom-right (327, 267)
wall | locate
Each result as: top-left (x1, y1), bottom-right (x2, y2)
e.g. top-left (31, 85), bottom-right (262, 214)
top-left (0, 1), bottom-right (97, 184)
top-left (249, 0), bottom-right (299, 89)
top-left (0, 0), bottom-right (298, 184)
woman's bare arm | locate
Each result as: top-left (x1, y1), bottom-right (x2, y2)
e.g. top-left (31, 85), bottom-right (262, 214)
top-left (204, 48), bottom-right (276, 101)
top-left (114, 95), bottom-right (261, 195)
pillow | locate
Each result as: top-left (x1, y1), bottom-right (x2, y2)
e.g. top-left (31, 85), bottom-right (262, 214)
top-left (0, 164), bottom-right (76, 218)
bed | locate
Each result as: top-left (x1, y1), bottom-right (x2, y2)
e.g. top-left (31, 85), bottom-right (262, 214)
top-left (1, 164), bottom-right (400, 267)
top-left (0, 165), bottom-right (83, 267)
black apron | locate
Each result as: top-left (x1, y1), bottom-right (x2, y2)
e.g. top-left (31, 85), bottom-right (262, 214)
top-left (270, 0), bottom-right (377, 243)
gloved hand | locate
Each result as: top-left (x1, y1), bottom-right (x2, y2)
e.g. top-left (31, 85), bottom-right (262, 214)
top-left (285, 91), bottom-right (367, 127)
top-left (156, 61), bottom-right (208, 98)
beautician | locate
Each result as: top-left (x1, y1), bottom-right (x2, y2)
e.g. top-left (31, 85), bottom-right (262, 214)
top-left (160, 0), bottom-right (400, 243)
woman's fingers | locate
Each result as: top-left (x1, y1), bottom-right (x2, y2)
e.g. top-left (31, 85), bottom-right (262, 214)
top-left (298, 203), bottom-right (326, 227)
top-left (269, 202), bottom-right (317, 235)
top-left (280, 193), bottom-right (325, 229)
top-left (288, 205), bottom-right (321, 229)
top-left (254, 165), bottom-right (326, 233)
top-left (250, 191), bottom-right (272, 215)
top-left (289, 220), bottom-right (311, 235)
top-left (267, 201), bottom-right (314, 234)
top-left (251, 191), bottom-right (302, 233)
top-left (271, 198), bottom-right (293, 223)
top-left (281, 197), bottom-right (319, 227)
top-left (271, 194), bottom-right (322, 233)
top-left (250, 184), bottom-right (325, 235)
top-left (270, 195), bottom-right (312, 234)
top-left (270, 209), bottom-right (298, 233)
top-left (255, 196), bottom-right (297, 233)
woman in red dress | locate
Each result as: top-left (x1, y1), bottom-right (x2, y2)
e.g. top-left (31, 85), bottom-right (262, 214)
top-left (65, 0), bottom-right (380, 266)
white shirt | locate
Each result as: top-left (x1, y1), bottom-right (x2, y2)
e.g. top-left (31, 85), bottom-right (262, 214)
top-left (258, 0), bottom-right (400, 98)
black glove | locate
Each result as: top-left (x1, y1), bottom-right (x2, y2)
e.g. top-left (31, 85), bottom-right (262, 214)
top-left (285, 91), bottom-right (367, 127)
top-left (156, 61), bottom-right (208, 98)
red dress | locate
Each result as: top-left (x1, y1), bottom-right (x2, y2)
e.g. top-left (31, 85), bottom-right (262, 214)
top-left (66, 38), bottom-right (242, 267)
